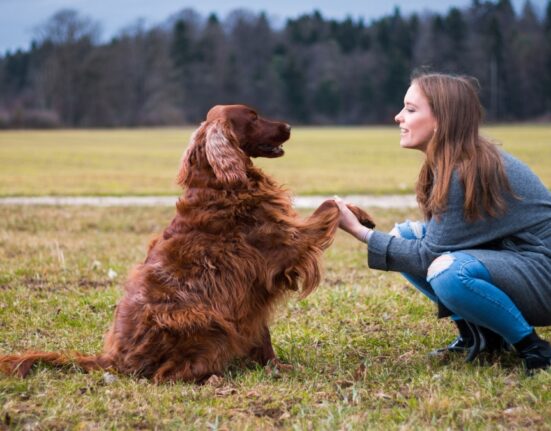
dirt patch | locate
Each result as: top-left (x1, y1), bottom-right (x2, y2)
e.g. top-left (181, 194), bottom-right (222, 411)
top-left (0, 195), bottom-right (418, 209)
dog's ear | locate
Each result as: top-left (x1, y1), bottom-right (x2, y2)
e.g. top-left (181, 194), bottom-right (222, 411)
top-left (204, 120), bottom-right (247, 185)
top-left (176, 122), bottom-right (207, 187)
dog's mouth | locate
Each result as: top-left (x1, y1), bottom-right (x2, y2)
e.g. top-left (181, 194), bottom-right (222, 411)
top-left (259, 143), bottom-right (285, 158)
top-left (246, 127), bottom-right (290, 158)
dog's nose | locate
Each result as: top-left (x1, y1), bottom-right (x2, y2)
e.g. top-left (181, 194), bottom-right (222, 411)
top-left (284, 124), bottom-right (291, 133)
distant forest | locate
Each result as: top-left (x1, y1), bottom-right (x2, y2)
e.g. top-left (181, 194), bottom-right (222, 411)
top-left (1, 0), bottom-right (550, 127)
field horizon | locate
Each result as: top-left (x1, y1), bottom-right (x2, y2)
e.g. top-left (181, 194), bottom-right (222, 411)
top-left (1, 124), bottom-right (550, 197)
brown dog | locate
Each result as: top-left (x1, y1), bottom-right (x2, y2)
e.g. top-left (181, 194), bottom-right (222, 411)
top-left (0, 105), bottom-right (374, 383)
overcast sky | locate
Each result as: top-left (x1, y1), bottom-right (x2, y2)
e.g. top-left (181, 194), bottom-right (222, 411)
top-left (0, 0), bottom-right (544, 53)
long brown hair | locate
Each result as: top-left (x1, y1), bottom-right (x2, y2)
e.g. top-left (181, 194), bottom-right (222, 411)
top-left (413, 72), bottom-right (512, 222)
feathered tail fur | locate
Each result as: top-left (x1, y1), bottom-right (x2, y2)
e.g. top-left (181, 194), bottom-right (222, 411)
top-left (0, 351), bottom-right (112, 377)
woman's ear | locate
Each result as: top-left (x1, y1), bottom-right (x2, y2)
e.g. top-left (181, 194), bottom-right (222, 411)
top-left (204, 120), bottom-right (247, 185)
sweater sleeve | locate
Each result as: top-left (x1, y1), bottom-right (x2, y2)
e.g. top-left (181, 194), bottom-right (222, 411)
top-left (367, 230), bottom-right (437, 279)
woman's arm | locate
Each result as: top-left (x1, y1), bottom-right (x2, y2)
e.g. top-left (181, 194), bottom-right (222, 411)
top-left (337, 155), bottom-right (550, 279)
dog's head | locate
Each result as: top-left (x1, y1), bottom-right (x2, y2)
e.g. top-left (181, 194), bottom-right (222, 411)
top-left (178, 105), bottom-right (291, 187)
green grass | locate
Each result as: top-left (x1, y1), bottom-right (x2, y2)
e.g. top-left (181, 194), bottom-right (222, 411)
top-left (0, 125), bottom-right (550, 196)
top-left (1, 205), bottom-right (550, 430)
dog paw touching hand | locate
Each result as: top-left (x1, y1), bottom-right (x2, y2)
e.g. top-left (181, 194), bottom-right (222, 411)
top-left (346, 204), bottom-right (376, 228)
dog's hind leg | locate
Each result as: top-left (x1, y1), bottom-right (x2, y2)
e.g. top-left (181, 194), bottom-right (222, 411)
top-left (247, 325), bottom-right (276, 365)
top-left (151, 346), bottom-right (230, 384)
top-left (152, 360), bottom-right (206, 383)
top-left (247, 326), bottom-right (293, 373)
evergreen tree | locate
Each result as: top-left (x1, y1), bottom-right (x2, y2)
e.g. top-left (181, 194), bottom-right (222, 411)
top-left (278, 54), bottom-right (309, 122)
top-left (0, 3), bottom-right (550, 126)
top-left (171, 20), bottom-right (193, 69)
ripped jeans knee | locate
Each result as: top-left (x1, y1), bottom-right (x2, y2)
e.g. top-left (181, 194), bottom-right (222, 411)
top-left (427, 252), bottom-right (493, 305)
top-left (427, 253), bottom-right (457, 282)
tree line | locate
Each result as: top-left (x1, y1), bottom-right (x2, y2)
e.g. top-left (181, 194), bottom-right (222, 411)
top-left (1, 0), bottom-right (550, 128)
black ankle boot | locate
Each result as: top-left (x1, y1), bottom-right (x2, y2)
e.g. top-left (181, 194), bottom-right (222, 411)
top-left (463, 322), bottom-right (511, 362)
top-left (514, 331), bottom-right (551, 374)
top-left (430, 320), bottom-right (510, 361)
top-left (429, 320), bottom-right (474, 356)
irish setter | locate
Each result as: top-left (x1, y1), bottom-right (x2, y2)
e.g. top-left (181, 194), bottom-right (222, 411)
top-left (0, 105), bottom-right (374, 383)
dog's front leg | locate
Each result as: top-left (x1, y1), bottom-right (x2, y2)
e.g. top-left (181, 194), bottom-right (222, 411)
top-left (344, 203), bottom-right (376, 229)
top-left (302, 200), bottom-right (375, 247)
top-left (300, 199), bottom-right (342, 250)
top-left (288, 200), bottom-right (375, 295)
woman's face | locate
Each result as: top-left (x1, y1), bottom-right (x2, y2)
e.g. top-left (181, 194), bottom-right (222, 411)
top-left (394, 83), bottom-right (437, 152)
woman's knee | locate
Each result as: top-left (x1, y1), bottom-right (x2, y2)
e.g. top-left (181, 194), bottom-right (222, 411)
top-left (427, 253), bottom-right (456, 282)
top-left (389, 220), bottom-right (426, 240)
top-left (427, 252), bottom-right (491, 302)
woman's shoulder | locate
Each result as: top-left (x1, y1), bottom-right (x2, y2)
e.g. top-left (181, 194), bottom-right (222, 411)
top-left (498, 148), bottom-right (550, 198)
top-left (451, 148), bottom-right (547, 199)
top-left (498, 149), bottom-right (536, 178)
top-left (497, 148), bottom-right (519, 165)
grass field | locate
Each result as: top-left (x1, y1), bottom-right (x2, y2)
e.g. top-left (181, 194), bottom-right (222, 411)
top-left (1, 205), bottom-right (551, 430)
top-left (1, 126), bottom-right (550, 429)
top-left (0, 125), bottom-right (550, 196)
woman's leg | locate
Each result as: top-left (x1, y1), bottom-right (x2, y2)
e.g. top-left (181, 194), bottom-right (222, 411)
top-left (427, 251), bottom-right (534, 344)
top-left (391, 221), bottom-right (479, 355)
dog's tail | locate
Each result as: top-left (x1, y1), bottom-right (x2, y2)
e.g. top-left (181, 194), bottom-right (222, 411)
top-left (0, 351), bottom-right (113, 378)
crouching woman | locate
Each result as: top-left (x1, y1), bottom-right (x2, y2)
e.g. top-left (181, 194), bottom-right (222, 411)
top-left (337, 72), bottom-right (551, 373)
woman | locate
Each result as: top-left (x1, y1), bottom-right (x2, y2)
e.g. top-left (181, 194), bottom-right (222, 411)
top-left (336, 72), bottom-right (551, 373)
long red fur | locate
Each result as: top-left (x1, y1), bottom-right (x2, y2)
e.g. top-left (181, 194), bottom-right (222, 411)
top-left (0, 105), bottom-right (374, 383)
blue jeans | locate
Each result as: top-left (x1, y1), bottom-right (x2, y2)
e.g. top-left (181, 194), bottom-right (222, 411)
top-left (392, 221), bottom-right (533, 344)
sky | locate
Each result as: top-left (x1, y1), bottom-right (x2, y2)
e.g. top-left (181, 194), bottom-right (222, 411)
top-left (0, 0), bottom-right (545, 53)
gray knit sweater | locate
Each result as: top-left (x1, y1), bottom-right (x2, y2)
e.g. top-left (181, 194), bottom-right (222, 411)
top-left (368, 150), bottom-right (551, 326)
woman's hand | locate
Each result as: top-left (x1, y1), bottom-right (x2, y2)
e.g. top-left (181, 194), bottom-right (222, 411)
top-left (334, 197), bottom-right (373, 242)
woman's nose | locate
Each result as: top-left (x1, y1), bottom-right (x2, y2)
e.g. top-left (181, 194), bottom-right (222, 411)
top-left (394, 112), bottom-right (402, 124)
